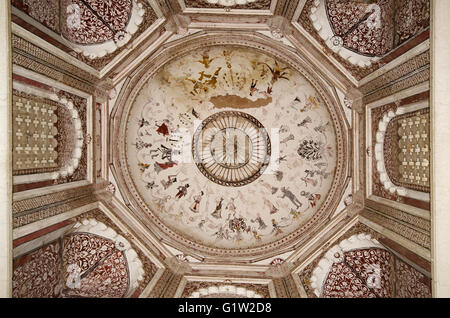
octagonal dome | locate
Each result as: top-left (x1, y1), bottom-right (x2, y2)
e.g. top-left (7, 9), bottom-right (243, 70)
top-left (111, 34), bottom-right (349, 260)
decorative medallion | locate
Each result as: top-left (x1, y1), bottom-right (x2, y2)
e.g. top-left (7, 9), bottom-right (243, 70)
top-left (192, 111), bottom-right (271, 187)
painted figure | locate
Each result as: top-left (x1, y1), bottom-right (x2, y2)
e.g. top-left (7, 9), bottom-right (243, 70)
top-left (251, 214), bottom-right (267, 230)
top-left (190, 191), bottom-right (204, 213)
top-left (175, 184), bottom-right (189, 199)
top-left (226, 197), bottom-right (237, 213)
top-left (211, 197), bottom-right (224, 219)
top-left (250, 79), bottom-right (258, 96)
top-left (271, 219), bottom-right (283, 236)
top-left (279, 187), bottom-right (303, 209)
top-left (301, 191), bottom-right (321, 208)
top-left (263, 198), bottom-right (279, 215)
top-left (156, 122), bottom-right (169, 136)
top-left (161, 174), bottom-right (177, 190)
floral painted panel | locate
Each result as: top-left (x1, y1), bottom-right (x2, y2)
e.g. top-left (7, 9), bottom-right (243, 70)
top-left (322, 248), bottom-right (393, 298)
top-left (395, 258), bottom-right (431, 298)
top-left (62, 233), bottom-right (130, 298)
top-left (12, 241), bottom-right (62, 298)
top-left (125, 46), bottom-right (338, 249)
top-left (326, 0), bottom-right (395, 57)
top-left (61, 0), bottom-right (132, 45)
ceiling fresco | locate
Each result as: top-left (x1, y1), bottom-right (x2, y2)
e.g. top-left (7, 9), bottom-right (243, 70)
top-left (8, 0), bottom-right (433, 299)
top-left (124, 46), bottom-right (338, 250)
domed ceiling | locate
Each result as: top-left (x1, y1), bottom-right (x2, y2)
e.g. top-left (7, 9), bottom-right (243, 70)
top-left (113, 43), bottom-right (348, 257)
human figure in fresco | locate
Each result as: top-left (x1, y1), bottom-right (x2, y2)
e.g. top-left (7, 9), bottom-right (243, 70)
top-left (252, 230), bottom-right (262, 241)
top-left (279, 187), bottom-right (303, 209)
top-left (211, 197), bottom-right (224, 219)
top-left (259, 180), bottom-right (278, 194)
top-left (213, 226), bottom-right (229, 240)
top-left (198, 219), bottom-right (206, 230)
top-left (263, 198), bottom-right (279, 215)
top-left (251, 214), bottom-right (267, 230)
top-left (259, 61), bottom-right (290, 85)
top-left (249, 79), bottom-right (258, 96)
top-left (301, 191), bottom-right (321, 208)
top-left (156, 122), bottom-right (169, 136)
top-left (226, 197), bottom-right (237, 213)
top-left (146, 181), bottom-right (158, 190)
top-left (149, 144), bottom-right (173, 160)
top-left (271, 219), bottom-right (283, 236)
top-left (301, 176), bottom-right (318, 187)
top-left (189, 191), bottom-right (204, 213)
top-left (198, 53), bottom-right (216, 68)
top-left (161, 175), bottom-right (177, 190)
top-left (154, 161), bottom-right (177, 174)
top-left (175, 184), bottom-right (189, 199)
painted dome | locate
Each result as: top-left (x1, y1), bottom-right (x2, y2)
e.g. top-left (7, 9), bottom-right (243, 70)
top-left (122, 46), bottom-right (340, 250)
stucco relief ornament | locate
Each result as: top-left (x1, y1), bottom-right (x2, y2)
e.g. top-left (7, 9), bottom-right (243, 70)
top-left (66, 3), bottom-right (81, 30)
top-left (330, 4), bottom-right (381, 49)
top-left (106, 182), bottom-right (116, 195)
top-left (343, 96), bottom-right (353, 110)
top-left (65, 264), bottom-right (82, 289)
top-left (365, 4), bottom-right (382, 30)
top-left (63, 0), bottom-right (145, 59)
top-left (271, 28), bottom-right (284, 39)
top-left (176, 254), bottom-right (189, 262)
top-left (330, 35), bottom-right (344, 48)
top-left (85, 133), bottom-right (92, 145)
top-left (270, 258), bottom-right (285, 266)
top-left (114, 30), bottom-right (131, 48)
top-left (344, 194), bottom-right (353, 207)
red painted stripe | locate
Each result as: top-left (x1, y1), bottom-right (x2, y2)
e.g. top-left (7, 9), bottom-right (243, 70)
top-left (11, 14), bottom-right (73, 54)
top-left (379, 237), bottom-right (431, 273)
top-left (13, 219), bottom-right (73, 248)
top-left (12, 73), bottom-right (54, 91)
top-left (382, 29), bottom-right (430, 64)
top-left (13, 180), bottom-right (55, 193)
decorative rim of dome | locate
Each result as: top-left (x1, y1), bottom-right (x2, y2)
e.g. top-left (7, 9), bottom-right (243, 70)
top-left (110, 31), bottom-right (349, 260)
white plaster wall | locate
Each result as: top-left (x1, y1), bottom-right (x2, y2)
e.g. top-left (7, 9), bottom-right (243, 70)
top-left (432, 0), bottom-right (450, 298)
top-left (0, 0), bottom-right (12, 298)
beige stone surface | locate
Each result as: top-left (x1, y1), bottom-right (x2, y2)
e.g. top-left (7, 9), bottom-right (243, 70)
top-left (0, 0), bottom-right (12, 298)
top-left (431, 0), bottom-right (450, 298)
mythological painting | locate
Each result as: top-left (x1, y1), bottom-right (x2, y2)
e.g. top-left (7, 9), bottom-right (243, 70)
top-left (125, 46), bottom-right (338, 249)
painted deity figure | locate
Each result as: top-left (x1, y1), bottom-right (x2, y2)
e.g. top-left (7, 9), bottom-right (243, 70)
top-left (279, 187), bottom-right (303, 209)
top-left (263, 198), bottom-right (279, 214)
top-left (175, 184), bottom-right (189, 199)
top-left (190, 191), bottom-right (204, 213)
top-left (161, 175), bottom-right (177, 190)
top-left (251, 214), bottom-right (267, 230)
top-left (271, 219), bottom-right (283, 236)
top-left (226, 197), bottom-right (237, 213)
top-left (211, 197), bottom-right (224, 219)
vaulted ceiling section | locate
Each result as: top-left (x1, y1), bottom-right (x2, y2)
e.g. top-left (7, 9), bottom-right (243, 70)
top-left (10, 0), bottom-right (431, 298)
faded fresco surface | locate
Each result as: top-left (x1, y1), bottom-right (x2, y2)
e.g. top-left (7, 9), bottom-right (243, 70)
top-left (125, 46), bottom-right (337, 249)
